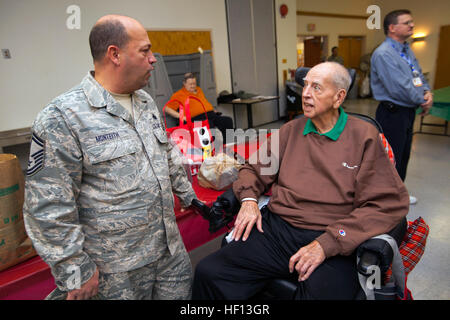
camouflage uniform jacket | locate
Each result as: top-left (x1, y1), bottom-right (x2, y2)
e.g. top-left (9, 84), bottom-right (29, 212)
top-left (23, 72), bottom-right (196, 291)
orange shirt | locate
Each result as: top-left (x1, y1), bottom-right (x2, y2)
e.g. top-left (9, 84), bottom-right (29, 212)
top-left (166, 86), bottom-right (214, 118)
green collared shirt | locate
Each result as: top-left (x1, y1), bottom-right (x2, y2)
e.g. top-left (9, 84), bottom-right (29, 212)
top-left (303, 107), bottom-right (347, 141)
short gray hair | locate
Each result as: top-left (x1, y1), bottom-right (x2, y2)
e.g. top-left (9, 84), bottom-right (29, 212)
top-left (329, 62), bottom-right (351, 92)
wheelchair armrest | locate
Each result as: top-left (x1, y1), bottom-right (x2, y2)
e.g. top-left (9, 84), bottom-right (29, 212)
top-left (357, 241), bottom-right (385, 276)
top-left (387, 217), bottom-right (407, 247)
top-left (191, 198), bottom-right (212, 220)
top-left (190, 188), bottom-right (242, 234)
top-left (207, 188), bottom-right (241, 233)
top-left (215, 188), bottom-right (241, 215)
top-left (356, 217), bottom-right (407, 276)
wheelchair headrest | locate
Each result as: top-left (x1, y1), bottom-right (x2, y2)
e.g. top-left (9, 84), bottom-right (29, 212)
top-left (294, 67), bottom-right (310, 87)
top-left (294, 66), bottom-right (357, 93)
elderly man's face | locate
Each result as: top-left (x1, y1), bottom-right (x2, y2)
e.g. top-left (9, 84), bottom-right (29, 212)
top-left (302, 66), bottom-right (340, 120)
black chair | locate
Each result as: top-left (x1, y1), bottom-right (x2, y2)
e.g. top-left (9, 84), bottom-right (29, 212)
top-left (190, 67), bottom-right (406, 299)
top-left (193, 186), bottom-right (407, 300)
top-left (190, 109), bottom-right (406, 300)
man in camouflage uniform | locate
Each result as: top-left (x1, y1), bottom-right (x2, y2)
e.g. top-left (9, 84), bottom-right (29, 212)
top-left (23, 15), bottom-right (197, 300)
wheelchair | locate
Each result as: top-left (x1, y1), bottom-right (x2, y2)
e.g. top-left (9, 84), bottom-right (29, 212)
top-left (192, 190), bottom-right (406, 300)
top-left (190, 66), bottom-right (408, 300)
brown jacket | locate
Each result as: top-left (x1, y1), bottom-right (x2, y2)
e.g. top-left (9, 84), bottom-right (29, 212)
top-left (233, 115), bottom-right (409, 258)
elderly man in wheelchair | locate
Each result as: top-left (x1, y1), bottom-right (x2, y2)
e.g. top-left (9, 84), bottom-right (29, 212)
top-left (191, 62), bottom-right (410, 300)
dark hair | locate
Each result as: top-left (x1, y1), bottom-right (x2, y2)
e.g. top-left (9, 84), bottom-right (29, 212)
top-left (183, 72), bottom-right (196, 82)
top-left (89, 20), bottom-right (130, 62)
top-left (383, 9), bottom-right (411, 35)
top-left (331, 46), bottom-right (338, 51)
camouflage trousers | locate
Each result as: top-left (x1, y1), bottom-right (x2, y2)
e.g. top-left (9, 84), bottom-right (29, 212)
top-left (46, 246), bottom-right (193, 300)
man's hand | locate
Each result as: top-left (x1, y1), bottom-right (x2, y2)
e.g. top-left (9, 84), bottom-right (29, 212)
top-left (233, 201), bottom-right (263, 241)
top-left (289, 240), bottom-right (326, 282)
top-left (420, 91), bottom-right (433, 116)
top-left (66, 267), bottom-right (99, 300)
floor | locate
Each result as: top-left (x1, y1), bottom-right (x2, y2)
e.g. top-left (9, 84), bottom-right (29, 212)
top-left (254, 98), bottom-right (450, 300)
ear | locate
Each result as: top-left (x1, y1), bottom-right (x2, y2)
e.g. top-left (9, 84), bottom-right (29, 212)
top-left (106, 45), bottom-right (121, 66)
top-left (333, 89), bottom-right (347, 109)
top-left (388, 23), bottom-right (396, 35)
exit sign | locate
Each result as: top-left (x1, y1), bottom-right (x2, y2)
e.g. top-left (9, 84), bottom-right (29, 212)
top-left (307, 24), bottom-right (315, 32)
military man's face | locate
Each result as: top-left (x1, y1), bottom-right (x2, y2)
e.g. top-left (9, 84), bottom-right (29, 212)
top-left (120, 25), bottom-right (156, 91)
top-left (302, 66), bottom-right (341, 120)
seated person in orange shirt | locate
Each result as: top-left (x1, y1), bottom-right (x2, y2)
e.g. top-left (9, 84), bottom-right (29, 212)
top-left (165, 73), bottom-right (233, 143)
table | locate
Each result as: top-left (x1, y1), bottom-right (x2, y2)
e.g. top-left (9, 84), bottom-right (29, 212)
top-left (230, 96), bottom-right (279, 129)
top-left (416, 86), bottom-right (450, 136)
top-left (0, 127), bottom-right (32, 154)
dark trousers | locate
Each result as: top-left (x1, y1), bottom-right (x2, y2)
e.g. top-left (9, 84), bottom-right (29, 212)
top-left (375, 102), bottom-right (417, 181)
top-left (192, 111), bottom-right (233, 144)
top-left (192, 208), bottom-right (360, 300)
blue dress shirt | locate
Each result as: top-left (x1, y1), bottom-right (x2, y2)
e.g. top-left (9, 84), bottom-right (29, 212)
top-left (370, 37), bottom-right (430, 107)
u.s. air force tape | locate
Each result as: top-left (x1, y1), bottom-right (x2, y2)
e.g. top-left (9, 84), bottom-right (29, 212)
top-left (27, 132), bottom-right (45, 176)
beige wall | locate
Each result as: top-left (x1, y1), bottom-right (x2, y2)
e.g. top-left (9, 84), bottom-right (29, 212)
top-left (3, 0), bottom-right (445, 132)
top-left (373, 0), bottom-right (450, 89)
top-left (296, 0), bottom-right (450, 89)
top-left (0, 0), bottom-right (300, 130)
top-left (276, 0), bottom-right (298, 116)
top-left (0, 0), bottom-right (232, 131)
top-left (297, 0), bottom-right (377, 56)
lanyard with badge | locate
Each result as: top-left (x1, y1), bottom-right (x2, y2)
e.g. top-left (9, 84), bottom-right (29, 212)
top-left (391, 43), bottom-right (423, 87)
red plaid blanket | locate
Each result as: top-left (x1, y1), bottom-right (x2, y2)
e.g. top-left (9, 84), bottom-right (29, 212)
top-left (385, 216), bottom-right (429, 283)
top-left (379, 133), bottom-right (395, 165)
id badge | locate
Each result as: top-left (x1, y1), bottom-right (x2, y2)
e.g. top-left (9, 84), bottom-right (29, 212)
top-left (412, 71), bottom-right (423, 87)
top-left (413, 77), bottom-right (423, 87)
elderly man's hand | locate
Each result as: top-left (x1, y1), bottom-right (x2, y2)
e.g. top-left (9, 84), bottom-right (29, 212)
top-left (289, 240), bottom-right (326, 282)
top-left (233, 201), bottom-right (263, 241)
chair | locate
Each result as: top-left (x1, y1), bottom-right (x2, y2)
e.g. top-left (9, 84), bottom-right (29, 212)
top-left (192, 113), bottom-right (406, 299)
top-left (192, 187), bottom-right (407, 300)
top-left (190, 67), bottom-right (407, 300)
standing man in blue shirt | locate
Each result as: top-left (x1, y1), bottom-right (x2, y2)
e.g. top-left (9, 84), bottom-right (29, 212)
top-left (371, 9), bottom-right (433, 204)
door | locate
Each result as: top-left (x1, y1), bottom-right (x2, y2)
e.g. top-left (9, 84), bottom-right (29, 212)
top-left (304, 37), bottom-right (322, 67)
top-left (226, 0), bottom-right (279, 128)
top-left (434, 25), bottom-right (450, 89)
top-left (338, 36), bottom-right (363, 69)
